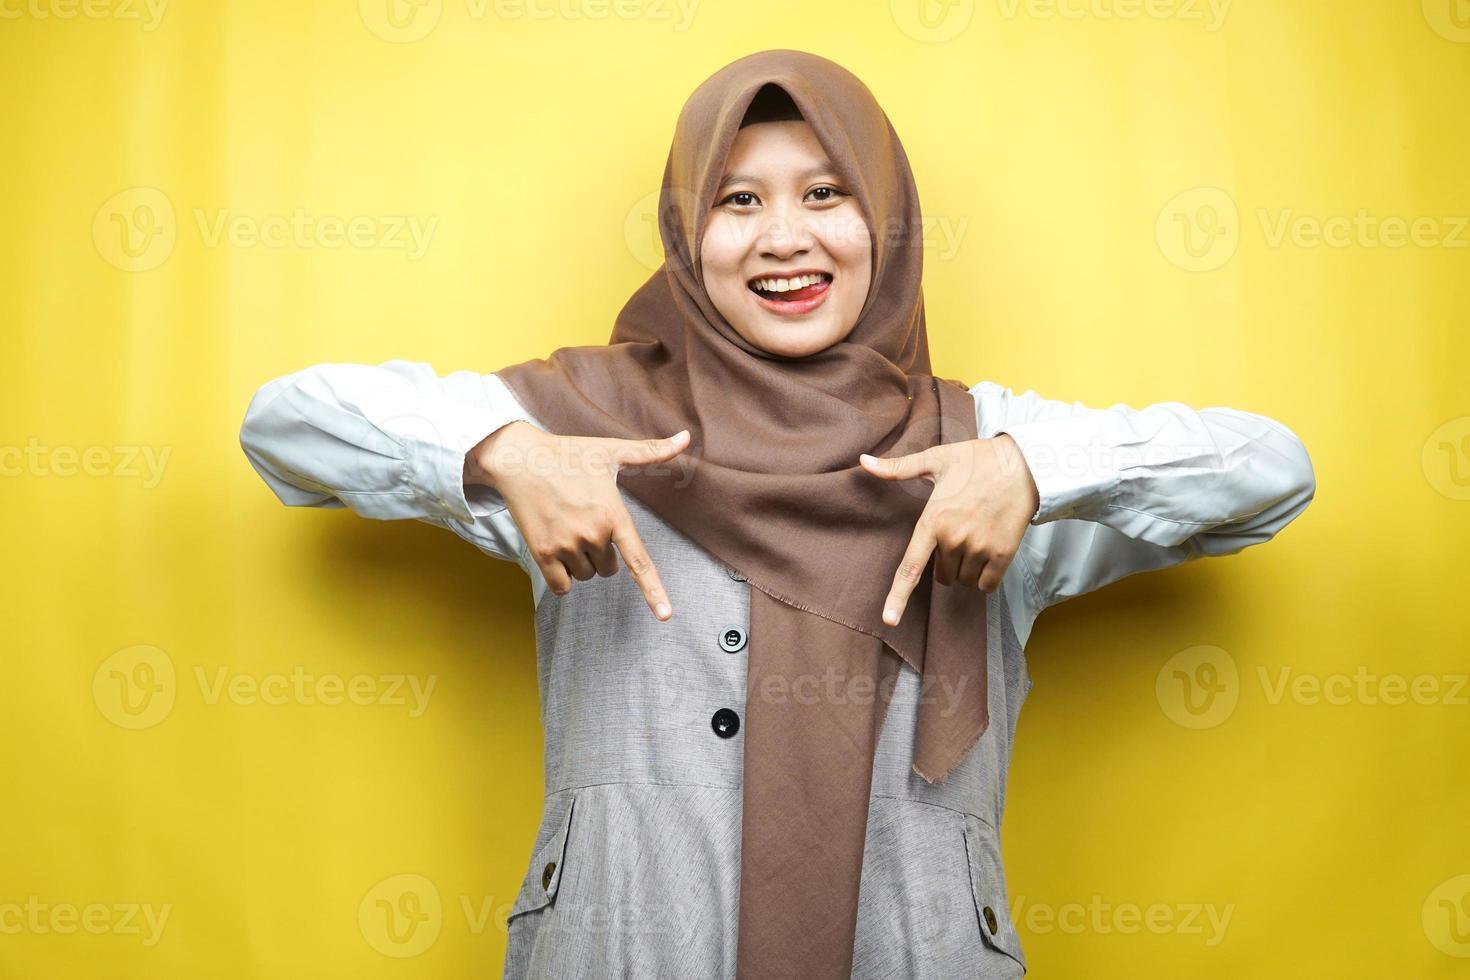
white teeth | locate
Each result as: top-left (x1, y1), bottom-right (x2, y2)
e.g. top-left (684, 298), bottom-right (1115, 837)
top-left (751, 273), bottom-right (830, 293)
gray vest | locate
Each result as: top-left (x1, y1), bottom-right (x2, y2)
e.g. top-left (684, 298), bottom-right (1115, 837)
top-left (501, 490), bottom-right (1033, 979)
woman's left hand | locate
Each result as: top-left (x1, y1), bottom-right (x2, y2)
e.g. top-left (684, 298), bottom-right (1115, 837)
top-left (859, 434), bottom-right (1040, 626)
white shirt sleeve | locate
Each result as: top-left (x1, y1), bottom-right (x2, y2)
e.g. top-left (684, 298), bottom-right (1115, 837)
top-left (972, 380), bottom-right (1317, 647)
top-left (238, 359), bottom-right (537, 566)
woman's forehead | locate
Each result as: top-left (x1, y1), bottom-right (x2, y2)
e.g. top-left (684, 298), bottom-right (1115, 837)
top-left (719, 120), bottom-right (837, 183)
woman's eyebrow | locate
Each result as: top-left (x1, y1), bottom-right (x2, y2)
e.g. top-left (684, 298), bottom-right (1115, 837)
top-left (716, 164), bottom-right (840, 192)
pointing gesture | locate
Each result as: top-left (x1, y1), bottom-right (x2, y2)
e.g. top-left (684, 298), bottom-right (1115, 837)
top-left (465, 421), bottom-right (690, 621)
top-left (859, 434), bottom-right (1040, 626)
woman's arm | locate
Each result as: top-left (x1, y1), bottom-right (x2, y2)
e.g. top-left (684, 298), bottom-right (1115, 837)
top-left (238, 359), bottom-right (536, 565)
top-left (972, 381), bottom-right (1317, 646)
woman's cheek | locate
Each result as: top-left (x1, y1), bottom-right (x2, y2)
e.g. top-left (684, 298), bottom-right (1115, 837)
top-left (702, 214), bottom-right (752, 268)
top-left (817, 210), bottom-right (872, 263)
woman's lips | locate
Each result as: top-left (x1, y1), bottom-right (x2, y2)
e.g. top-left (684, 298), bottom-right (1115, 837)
top-left (748, 277), bottom-right (832, 316)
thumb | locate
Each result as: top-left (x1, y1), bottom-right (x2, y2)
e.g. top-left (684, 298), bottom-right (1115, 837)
top-left (612, 429), bottom-right (691, 468)
top-left (859, 446), bottom-right (939, 483)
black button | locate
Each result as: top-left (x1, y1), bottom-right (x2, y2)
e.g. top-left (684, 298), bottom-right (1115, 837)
top-left (542, 861), bottom-right (557, 891)
top-left (711, 707), bottom-right (740, 738)
top-left (982, 905), bottom-right (998, 935)
top-left (718, 625), bottom-right (747, 654)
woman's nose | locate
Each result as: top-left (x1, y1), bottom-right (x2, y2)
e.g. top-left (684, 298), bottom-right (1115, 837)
top-left (754, 205), bottom-right (816, 257)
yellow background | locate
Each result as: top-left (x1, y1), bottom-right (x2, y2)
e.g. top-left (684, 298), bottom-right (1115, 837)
top-left (2, 0), bottom-right (1467, 976)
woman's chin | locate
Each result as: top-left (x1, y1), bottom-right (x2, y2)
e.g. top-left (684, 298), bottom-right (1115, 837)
top-left (750, 329), bottom-right (838, 358)
top-left (735, 315), bottom-right (849, 359)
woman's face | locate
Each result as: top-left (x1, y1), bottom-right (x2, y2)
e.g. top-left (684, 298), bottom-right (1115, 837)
top-left (700, 120), bottom-right (873, 359)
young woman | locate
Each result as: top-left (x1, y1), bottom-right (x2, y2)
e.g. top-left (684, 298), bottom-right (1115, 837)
top-left (239, 49), bottom-right (1315, 980)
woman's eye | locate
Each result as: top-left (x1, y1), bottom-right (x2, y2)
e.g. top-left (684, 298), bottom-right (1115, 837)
top-left (720, 191), bottom-right (759, 208)
top-left (807, 185), bottom-right (846, 203)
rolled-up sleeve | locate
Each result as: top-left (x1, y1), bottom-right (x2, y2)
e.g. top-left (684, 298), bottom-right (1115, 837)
top-left (973, 381), bottom-right (1316, 640)
top-left (239, 359), bottom-right (537, 563)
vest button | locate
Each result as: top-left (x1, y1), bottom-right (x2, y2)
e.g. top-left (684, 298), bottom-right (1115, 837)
top-left (982, 905), bottom-right (998, 935)
top-left (711, 707), bottom-right (740, 738)
top-left (718, 625), bottom-right (748, 653)
top-left (542, 861), bottom-right (557, 892)
top-left (725, 565), bottom-right (747, 582)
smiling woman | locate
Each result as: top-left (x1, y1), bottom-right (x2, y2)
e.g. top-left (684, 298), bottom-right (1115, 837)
top-left (700, 83), bottom-right (873, 358)
top-left (237, 46), bottom-right (1316, 980)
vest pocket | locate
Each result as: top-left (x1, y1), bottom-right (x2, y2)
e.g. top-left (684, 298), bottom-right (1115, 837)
top-left (961, 812), bottom-right (1028, 974)
top-left (508, 792), bottom-right (578, 924)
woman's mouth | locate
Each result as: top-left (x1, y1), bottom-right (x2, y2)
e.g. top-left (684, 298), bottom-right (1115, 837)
top-left (747, 271), bottom-right (833, 316)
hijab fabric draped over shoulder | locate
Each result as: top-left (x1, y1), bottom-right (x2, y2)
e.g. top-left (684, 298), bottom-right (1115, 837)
top-left (496, 48), bottom-right (989, 980)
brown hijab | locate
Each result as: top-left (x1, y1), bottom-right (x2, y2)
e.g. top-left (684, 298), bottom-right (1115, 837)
top-left (496, 48), bottom-right (989, 979)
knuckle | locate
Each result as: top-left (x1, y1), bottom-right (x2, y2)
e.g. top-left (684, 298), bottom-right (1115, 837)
top-left (935, 525), bottom-right (965, 551)
top-left (590, 502), bottom-right (618, 535)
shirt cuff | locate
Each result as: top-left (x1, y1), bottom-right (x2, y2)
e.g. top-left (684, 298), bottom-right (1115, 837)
top-left (403, 372), bottom-right (535, 524)
top-left (996, 413), bottom-right (1123, 524)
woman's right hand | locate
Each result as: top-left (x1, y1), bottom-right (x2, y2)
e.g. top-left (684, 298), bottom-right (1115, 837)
top-left (464, 421), bottom-right (691, 621)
